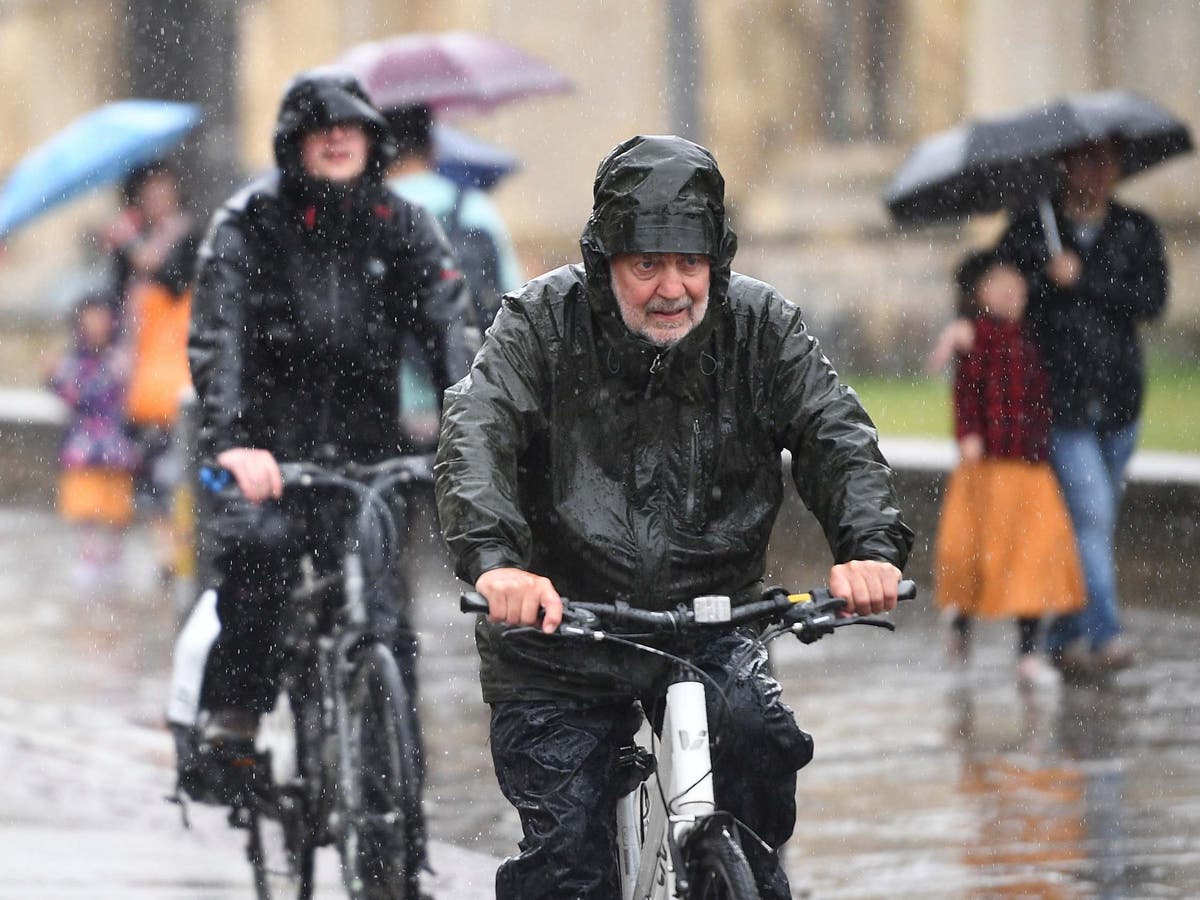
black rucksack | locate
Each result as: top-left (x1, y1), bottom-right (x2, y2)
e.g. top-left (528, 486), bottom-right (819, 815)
top-left (443, 185), bottom-right (504, 329)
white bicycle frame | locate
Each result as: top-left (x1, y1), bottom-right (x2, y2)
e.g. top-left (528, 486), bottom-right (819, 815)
top-left (617, 679), bottom-right (716, 900)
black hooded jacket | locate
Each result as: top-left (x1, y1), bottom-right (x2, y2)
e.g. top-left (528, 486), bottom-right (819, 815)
top-left (189, 69), bottom-right (474, 461)
top-left (997, 200), bottom-right (1167, 430)
top-left (435, 136), bottom-right (912, 700)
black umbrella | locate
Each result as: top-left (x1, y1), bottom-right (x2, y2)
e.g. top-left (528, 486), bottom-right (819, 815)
top-left (884, 90), bottom-right (1193, 248)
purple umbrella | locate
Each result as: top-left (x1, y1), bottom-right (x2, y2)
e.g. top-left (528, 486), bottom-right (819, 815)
top-left (337, 31), bottom-right (573, 117)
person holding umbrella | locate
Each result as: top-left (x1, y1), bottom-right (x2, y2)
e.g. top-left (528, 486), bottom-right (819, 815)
top-left (887, 92), bottom-right (1186, 679)
top-left (995, 137), bottom-right (1167, 677)
top-left (105, 161), bottom-right (198, 308)
top-left (106, 162), bottom-right (200, 579)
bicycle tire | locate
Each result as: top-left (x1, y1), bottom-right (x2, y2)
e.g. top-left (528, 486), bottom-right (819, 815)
top-left (248, 690), bottom-right (317, 900)
top-left (248, 807), bottom-right (315, 900)
top-left (683, 826), bottom-right (761, 900)
top-left (337, 641), bottom-right (422, 900)
top-left (292, 674), bottom-right (334, 843)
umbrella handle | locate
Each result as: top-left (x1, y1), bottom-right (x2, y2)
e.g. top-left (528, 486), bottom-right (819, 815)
top-left (1037, 196), bottom-right (1064, 257)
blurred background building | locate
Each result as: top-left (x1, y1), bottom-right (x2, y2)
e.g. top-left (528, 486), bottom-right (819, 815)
top-left (1, 0), bottom-right (1197, 381)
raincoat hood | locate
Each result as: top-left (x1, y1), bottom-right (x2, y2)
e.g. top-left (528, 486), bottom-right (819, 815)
top-left (579, 135), bottom-right (739, 394)
top-left (272, 67), bottom-right (398, 183)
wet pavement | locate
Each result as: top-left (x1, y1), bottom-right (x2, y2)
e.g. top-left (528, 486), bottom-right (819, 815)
top-left (0, 507), bottom-right (498, 899)
top-left (2, 496), bottom-right (1199, 898)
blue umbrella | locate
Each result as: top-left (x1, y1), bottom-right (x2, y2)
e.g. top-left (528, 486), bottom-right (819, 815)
top-left (0, 100), bottom-right (202, 238)
top-left (433, 123), bottom-right (519, 190)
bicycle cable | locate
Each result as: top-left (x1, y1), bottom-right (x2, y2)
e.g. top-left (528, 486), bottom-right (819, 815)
top-left (364, 470), bottom-right (417, 541)
top-left (647, 739), bottom-right (771, 863)
top-left (584, 633), bottom-right (737, 728)
top-left (581, 628), bottom-right (755, 840)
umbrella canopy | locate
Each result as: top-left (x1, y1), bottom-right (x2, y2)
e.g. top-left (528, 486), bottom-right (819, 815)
top-left (0, 100), bottom-right (202, 239)
top-left (434, 123), bottom-right (519, 190)
top-left (884, 90), bottom-right (1193, 226)
top-left (337, 31), bottom-right (573, 117)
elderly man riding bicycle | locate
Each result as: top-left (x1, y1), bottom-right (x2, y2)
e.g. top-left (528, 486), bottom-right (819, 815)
top-left (436, 134), bottom-right (914, 899)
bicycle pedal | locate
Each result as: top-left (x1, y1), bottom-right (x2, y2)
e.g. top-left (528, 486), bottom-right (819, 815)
top-left (179, 743), bottom-right (266, 807)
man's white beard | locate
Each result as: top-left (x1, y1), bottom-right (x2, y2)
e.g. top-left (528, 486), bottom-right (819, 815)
top-left (611, 278), bottom-right (707, 348)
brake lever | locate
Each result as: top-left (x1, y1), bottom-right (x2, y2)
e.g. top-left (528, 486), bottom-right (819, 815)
top-left (783, 594), bottom-right (845, 627)
top-left (494, 625), bottom-right (534, 637)
top-left (833, 616), bottom-right (896, 632)
top-left (815, 597), bottom-right (849, 616)
top-left (500, 622), bottom-right (598, 640)
top-left (498, 601), bottom-right (599, 640)
top-left (563, 606), bottom-right (599, 627)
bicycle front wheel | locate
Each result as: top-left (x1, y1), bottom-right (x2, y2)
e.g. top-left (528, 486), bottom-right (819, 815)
top-left (684, 826), bottom-right (761, 900)
top-left (337, 642), bottom-right (422, 900)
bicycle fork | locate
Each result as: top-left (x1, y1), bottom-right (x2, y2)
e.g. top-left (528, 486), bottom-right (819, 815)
top-left (620, 679), bottom-right (716, 900)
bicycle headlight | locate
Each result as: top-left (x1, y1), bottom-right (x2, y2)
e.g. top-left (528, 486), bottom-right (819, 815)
top-left (692, 595), bottom-right (731, 623)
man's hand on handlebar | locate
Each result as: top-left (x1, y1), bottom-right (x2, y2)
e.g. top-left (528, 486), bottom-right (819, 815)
top-left (828, 560), bottom-right (903, 616)
top-left (475, 567), bottom-right (563, 635)
top-left (216, 447), bottom-right (284, 504)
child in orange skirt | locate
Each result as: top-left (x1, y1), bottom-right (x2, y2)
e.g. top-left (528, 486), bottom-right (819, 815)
top-left (49, 294), bottom-right (140, 586)
top-left (934, 250), bottom-right (1084, 685)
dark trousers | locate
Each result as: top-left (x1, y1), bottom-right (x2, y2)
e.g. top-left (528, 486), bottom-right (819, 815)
top-left (488, 632), bottom-right (813, 900)
top-left (199, 492), bottom-right (419, 721)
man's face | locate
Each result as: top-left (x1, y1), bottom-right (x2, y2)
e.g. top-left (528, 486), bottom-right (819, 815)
top-left (299, 122), bottom-right (370, 182)
top-left (609, 252), bottom-right (711, 347)
top-left (1062, 140), bottom-right (1120, 204)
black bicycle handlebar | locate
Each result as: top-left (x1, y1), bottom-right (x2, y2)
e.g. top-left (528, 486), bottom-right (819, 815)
top-left (459, 579), bottom-right (917, 640)
top-left (198, 454), bottom-right (434, 496)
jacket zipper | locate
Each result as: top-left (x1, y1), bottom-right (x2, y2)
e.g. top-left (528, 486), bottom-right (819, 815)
top-left (643, 352), bottom-right (665, 400)
top-left (685, 419), bottom-right (700, 521)
top-left (317, 258), bottom-right (341, 449)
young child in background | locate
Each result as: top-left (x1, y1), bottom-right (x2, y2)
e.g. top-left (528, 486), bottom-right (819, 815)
top-left (934, 250), bottom-right (1084, 686)
top-left (49, 294), bottom-right (141, 587)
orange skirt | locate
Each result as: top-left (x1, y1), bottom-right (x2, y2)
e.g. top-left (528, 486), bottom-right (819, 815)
top-left (58, 467), bottom-right (134, 526)
top-left (934, 459), bottom-right (1084, 619)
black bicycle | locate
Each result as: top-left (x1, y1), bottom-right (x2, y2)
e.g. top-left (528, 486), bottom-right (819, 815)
top-left (462, 579), bottom-right (916, 899)
top-left (183, 454), bottom-right (432, 900)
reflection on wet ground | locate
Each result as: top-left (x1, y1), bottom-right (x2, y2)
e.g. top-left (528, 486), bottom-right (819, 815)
top-left (2, 503), bottom-right (1199, 897)
top-left (766, 613), bottom-right (1200, 899)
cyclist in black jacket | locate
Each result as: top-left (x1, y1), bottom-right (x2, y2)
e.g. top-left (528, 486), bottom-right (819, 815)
top-left (437, 134), bottom-right (912, 899)
top-left (185, 68), bottom-right (473, 747)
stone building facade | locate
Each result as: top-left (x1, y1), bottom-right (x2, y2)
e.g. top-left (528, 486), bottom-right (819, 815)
top-left (0, 0), bottom-right (1196, 379)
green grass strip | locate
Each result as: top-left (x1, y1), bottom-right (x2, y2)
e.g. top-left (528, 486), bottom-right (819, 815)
top-left (846, 359), bottom-right (1198, 453)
